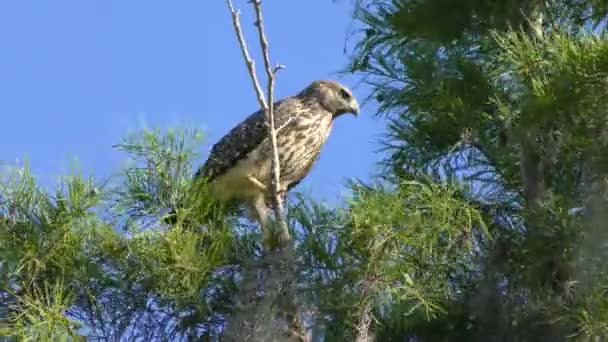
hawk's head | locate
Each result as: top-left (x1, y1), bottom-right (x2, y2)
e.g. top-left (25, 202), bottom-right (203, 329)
top-left (299, 80), bottom-right (359, 118)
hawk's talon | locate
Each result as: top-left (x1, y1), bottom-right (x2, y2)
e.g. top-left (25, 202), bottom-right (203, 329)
top-left (247, 175), bottom-right (267, 191)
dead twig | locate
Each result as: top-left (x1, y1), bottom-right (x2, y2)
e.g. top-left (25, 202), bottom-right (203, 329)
top-left (225, 0), bottom-right (289, 245)
top-left (223, 2), bottom-right (308, 341)
top-left (251, 0), bottom-right (288, 242)
top-left (225, 0), bottom-right (268, 109)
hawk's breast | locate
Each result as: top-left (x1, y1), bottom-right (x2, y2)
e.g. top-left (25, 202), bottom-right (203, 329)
top-left (276, 111), bottom-right (333, 190)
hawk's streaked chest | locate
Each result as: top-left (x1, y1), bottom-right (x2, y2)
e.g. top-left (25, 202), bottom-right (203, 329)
top-left (276, 111), bottom-right (333, 187)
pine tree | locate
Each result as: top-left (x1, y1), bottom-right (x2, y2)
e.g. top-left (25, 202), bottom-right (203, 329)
top-left (346, 0), bottom-right (608, 340)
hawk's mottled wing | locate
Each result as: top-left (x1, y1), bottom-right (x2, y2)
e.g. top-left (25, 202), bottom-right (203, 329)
top-left (195, 98), bottom-right (299, 181)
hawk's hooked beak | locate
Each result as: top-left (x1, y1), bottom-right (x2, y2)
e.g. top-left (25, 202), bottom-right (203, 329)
top-left (350, 99), bottom-right (360, 116)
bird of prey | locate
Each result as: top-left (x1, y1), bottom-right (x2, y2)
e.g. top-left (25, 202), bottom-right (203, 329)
top-left (166, 80), bottom-right (358, 239)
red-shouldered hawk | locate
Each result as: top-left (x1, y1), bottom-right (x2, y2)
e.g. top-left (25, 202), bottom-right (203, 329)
top-left (167, 80), bottom-right (358, 237)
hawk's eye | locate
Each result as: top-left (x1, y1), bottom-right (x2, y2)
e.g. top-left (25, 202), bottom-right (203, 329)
top-left (339, 88), bottom-right (351, 99)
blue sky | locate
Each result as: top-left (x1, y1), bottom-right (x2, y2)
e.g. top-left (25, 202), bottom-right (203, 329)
top-left (0, 1), bottom-right (384, 204)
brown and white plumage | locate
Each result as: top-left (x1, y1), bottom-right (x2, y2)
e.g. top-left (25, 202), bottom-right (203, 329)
top-left (168, 80), bottom-right (358, 235)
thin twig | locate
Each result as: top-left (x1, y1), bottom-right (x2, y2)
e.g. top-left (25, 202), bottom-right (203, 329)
top-left (225, 0), bottom-right (268, 110)
top-left (223, 2), bottom-right (308, 341)
top-left (225, 0), bottom-right (289, 244)
top-left (250, 0), bottom-right (288, 238)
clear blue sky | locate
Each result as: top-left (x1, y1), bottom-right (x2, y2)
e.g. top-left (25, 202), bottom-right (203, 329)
top-left (0, 1), bottom-right (384, 204)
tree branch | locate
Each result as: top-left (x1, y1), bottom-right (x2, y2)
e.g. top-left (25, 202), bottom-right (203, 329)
top-left (225, 0), bottom-right (268, 110)
top-left (225, 0), bottom-right (289, 246)
top-left (251, 0), bottom-right (288, 242)
top-left (223, 2), bottom-right (308, 341)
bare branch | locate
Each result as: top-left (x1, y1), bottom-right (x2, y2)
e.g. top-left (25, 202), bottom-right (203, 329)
top-left (225, 0), bottom-right (268, 110)
top-left (225, 0), bottom-right (289, 245)
top-left (251, 0), bottom-right (289, 242)
top-left (273, 64), bottom-right (286, 74)
top-left (223, 2), bottom-right (308, 341)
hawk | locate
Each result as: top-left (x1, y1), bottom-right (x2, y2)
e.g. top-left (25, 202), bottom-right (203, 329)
top-left (166, 80), bottom-right (358, 239)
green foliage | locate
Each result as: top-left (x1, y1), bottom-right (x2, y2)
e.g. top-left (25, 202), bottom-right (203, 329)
top-left (1, 121), bottom-right (487, 341)
top-left (111, 127), bottom-right (218, 226)
top-left (1, 128), bottom-right (238, 341)
top-left (0, 164), bottom-right (115, 341)
top-left (491, 29), bottom-right (608, 177)
top-left (348, 0), bottom-right (608, 340)
top-left (571, 273), bottom-right (608, 339)
top-left (0, 281), bottom-right (84, 342)
top-left (293, 176), bottom-right (487, 339)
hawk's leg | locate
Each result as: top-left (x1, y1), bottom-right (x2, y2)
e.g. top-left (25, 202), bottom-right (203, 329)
top-left (246, 194), bottom-right (273, 249)
top-left (246, 195), bottom-right (269, 225)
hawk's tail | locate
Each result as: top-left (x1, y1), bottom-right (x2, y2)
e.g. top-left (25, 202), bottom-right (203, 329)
top-left (162, 208), bottom-right (179, 225)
